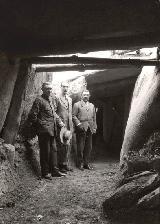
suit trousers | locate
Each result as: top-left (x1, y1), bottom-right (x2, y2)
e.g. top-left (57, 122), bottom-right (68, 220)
top-left (38, 133), bottom-right (58, 176)
top-left (58, 143), bottom-right (71, 167)
top-left (76, 128), bottom-right (92, 165)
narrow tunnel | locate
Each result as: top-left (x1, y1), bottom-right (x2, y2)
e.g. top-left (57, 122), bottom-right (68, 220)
top-left (30, 64), bottom-right (141, 161)
top-left (32, 64), bottom-right (142, 161)
top-left (86, 67), bottom-right (141, 159)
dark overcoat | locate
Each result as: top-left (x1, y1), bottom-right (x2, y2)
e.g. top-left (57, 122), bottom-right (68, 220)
top-left (29, 95), bottom-right (63, 136)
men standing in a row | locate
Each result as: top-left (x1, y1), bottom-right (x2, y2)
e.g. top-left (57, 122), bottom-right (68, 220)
top-left (56, 81), bottom-right (73, 173)
top-left (73, 90), bottom-right (97, 170)
top-left (29, 82), bottom-right (66, 180)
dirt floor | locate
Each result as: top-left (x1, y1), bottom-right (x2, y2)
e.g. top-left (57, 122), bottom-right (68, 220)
top-left (0, 153), bottom-right (119, 224)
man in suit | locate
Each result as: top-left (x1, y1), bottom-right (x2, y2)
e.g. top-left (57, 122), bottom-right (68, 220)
top-left (55, 81), bottom-right (73, 173)
top-left (72, 90), bottom-right (97, 170)
top-left (29, 82), bottom-right (66, 179)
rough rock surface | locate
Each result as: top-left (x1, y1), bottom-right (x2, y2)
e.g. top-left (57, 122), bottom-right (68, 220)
top-left (103, 171), bottom-right (160, 218)
top-left (103, 132), bottom-right (160, 220)
top-left (0, 54), bottom-right (20, 134)
top-left (137, 187), bottom-right (160, 210)
top-left (0, 138), bottom-right (18, 197)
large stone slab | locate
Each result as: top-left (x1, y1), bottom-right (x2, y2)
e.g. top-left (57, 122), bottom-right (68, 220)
top-left (103, 172), bottom-right (160, 217)
top-left (0, 54), bottom-right (20, 134)
top-left (136, 187), bottom-right (160, 210)
top-left (0, 141), bottom-right (18, 197)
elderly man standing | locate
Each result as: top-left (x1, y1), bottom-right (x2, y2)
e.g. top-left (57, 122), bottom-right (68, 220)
top-left (56, 81), bottom-right (73, 173)
top-left (29, 82), bottom-right (66, 180)
top-left (72, 90), bottom-right (97, 170)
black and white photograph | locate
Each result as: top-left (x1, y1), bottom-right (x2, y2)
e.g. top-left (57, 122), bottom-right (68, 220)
top-left (0, 1), bottom-right (160, 223)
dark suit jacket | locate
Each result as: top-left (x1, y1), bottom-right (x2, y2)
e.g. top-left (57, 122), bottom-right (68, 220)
top-left (55, 95), bottom-right (73, 132)
top-left (29, 95), bottom-right (63, 136)
top-left (72, 100), bottom-right (97, 133)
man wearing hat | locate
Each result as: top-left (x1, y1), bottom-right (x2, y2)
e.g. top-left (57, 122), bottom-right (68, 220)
top-left (72, 90), bottom-right (97, 170)
top-left (29, 82), bottom-right (66, 180)
top-left (55, 81), bottom-right (73, 173)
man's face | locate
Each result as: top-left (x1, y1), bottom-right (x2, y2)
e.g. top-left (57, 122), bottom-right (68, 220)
top-left (82, 91), bottom-right (90, 102)
top-left (42, 85), bottom-right (52, 97)
top-left (61, 84), bottom-right (69, 95)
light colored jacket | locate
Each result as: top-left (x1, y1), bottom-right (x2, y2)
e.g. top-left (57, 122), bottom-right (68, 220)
top-left (72, 100), bottom-right (97, 133)
top-left (55, 95), bottom-right (73, 132)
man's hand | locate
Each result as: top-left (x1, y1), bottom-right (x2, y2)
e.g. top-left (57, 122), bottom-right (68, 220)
top-left (60, 122), bottom-right (65, 128)
top-left (93, 129), bottom-right (96, 134)
top-left (77, 123), bottom-right (85, 132)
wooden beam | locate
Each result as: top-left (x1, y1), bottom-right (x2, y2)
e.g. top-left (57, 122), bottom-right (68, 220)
top-left (28, 56), bottom-right (159, 67)
top-left (36, 65), bottom-right (94, 72)
top-left (35, 64), bottom-right (134, 72)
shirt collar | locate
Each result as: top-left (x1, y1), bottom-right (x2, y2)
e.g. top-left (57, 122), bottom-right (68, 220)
top-left (81, 100), bottom-right (89, 106)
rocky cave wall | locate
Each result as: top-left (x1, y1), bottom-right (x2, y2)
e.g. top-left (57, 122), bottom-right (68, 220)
top-left (103, 65), bottom-right (160, 220)
top-left (0, 54), bottom-right (20, 197)
top-left (0, 54), bottom-right (20, 135)
top-left (120, 66), bottom-right (160, 172)
top-left (0, 55), bottom-right (41, 197)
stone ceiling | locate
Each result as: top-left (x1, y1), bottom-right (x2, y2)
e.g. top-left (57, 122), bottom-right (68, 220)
top-left (0, 0), bottom-right (160, 56)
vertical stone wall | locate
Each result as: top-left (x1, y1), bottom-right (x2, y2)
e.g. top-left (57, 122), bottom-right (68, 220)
top-left (2, 62), bottom-right (31, 144)
top-left (0, 54), bottom-right (20, 134)
top-left (20, 71), bottom-right (46, 125)
top-left (120, 66), bottom-right (160, 170)
top-left (0, 54), bottom-right (21, 197)
top-left (0, 139), bottom-right (18, 197)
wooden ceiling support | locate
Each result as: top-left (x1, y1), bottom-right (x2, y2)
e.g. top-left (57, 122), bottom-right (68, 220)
top-left (28, 56), bottom-right (160, 67)
top-left (36, 64), bottom-right (97, 72)
top-left (35, 64), bottom-right (138, 73)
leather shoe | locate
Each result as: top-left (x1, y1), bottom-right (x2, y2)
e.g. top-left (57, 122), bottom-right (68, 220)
top-left (58, 165), bottom-right (67, 173)
top-left (42, 174), bottom-right (52, 180)
top-left (59, 168), bottom-right (68, 174)
top-left (83, 164), bottom-right (93, 170)
top-left (52, 170), bottom-right (66, 177)
top-left (78, 164), bottom-right (84, 171)
top-left (63, 165), bottom-right (73, 172)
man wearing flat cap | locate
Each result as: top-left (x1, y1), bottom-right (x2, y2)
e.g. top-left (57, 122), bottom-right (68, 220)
top-left (29, 82), bottom-right (65, 180)
top-left (55, 81), bottom-right (73, 173)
